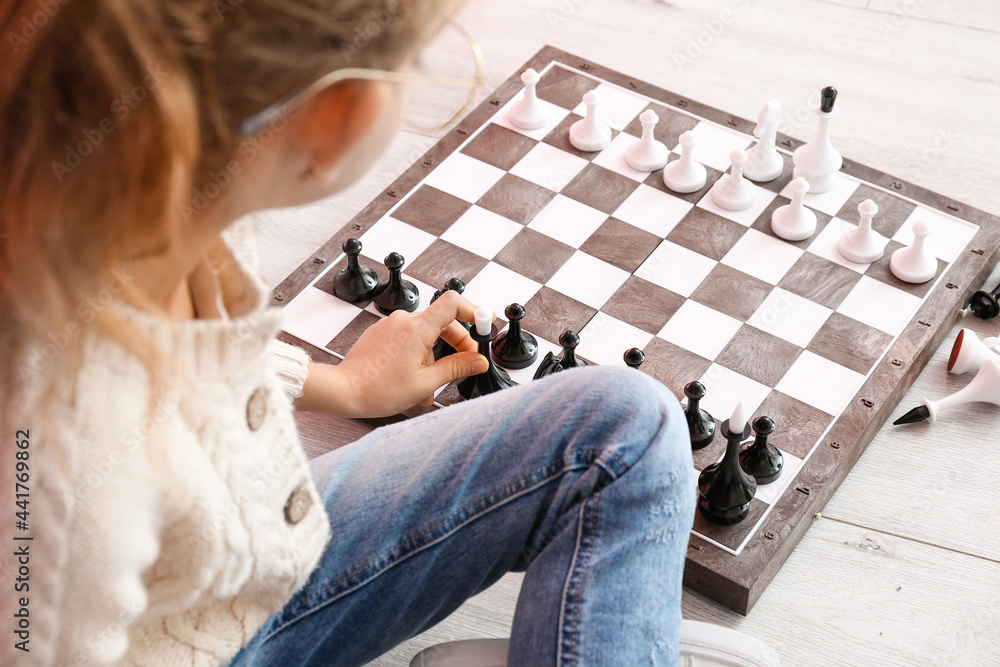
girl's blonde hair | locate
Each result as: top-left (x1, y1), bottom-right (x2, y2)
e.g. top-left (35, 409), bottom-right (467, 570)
top-left (0, 0), bottom-right (456, 413)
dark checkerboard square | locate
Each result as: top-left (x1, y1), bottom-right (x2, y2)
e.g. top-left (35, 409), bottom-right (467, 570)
top-left (602, 276), bottom-right (685, 335)
top-left (716, 325), bottom-right (803, 387)
top-left (752, 152), bottom-right (796, 194)
top-left (392, 186), bottom-right (472, 236)
top-left (578, 217), bottom-right (660, 273)
top-left (864, 239), bottom-right (946, 299)
top-left (477, 173), bottom-right (557, 225)
top-left (522, 286), bottom-right (598, 344)
top-left (778, 253), bottom-right (862, 310)
top-left (667, 208), bottom-right (748, 261)
top-left (644, 158), bottom-right (723, 204)
top-left (314, 253), bottom-right (382, 305)
top-left (562, 163), bottom-right (641, 214)
top-left (640, 336), bottom-right (713, 402)
top-left (406, 239), bottom-right (489, 290)
top-left (835, 184), bottom-right (917, 238)
top-left (620, 103), bottom-right (698, 149)
top-left (326, 308), bottom-right (380, 356)
top-left (536, 67), bottom-right (598, 110)
top-left (755, 390), bottom-right (834, 460)
top-left (692, 497), bottom-right (769, 551)
top-left (690, 265), bottom-right (773, 322)
top-left (806, 312), bottom-right (893, 375)
top-left (494, 227), bottom-right (575, 284)
top-left (750, 196), bottom-right (833, 250)
top-left (542, 112), bottom-right (619, 160)
top-left (461, 123), bottom-right (537, 171)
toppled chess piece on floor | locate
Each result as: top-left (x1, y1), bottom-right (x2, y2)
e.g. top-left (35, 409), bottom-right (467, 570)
top-left (894, 357), bottom-right (1000, 425)
top-left (698, 401), bottom-right (756, 525)
top-left (684, 381), bottom-right (715, 450)
top-left (961, 280), bottom-right (1000, 319)
top-left (332, 238), bottom-right (378, 303)
top-left (947, 328), bottom-right (1000, 375)
top-left (457, 308), bottom-right (511, 400)
top-left (739, 416), bottom-right (783, 484)
top-left (491, 303), bottom-right (538, 369)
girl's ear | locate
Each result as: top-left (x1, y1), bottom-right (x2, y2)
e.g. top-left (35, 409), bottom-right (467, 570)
top-left (293, 79), bottom-right (391, 184)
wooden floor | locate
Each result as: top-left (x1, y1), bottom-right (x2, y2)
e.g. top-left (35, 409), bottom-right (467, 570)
top-left (256, 1), bottom-right (1000, 664)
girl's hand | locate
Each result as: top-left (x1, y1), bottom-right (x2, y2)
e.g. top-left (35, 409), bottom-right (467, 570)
top-left (296, 290), bottom-right (489, 418)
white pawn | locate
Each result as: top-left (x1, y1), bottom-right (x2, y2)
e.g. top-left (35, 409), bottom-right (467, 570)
top-left (889, 219), bottom-right (937, 283)
top-left (744, 100), bottom-right (783, 182)
top-left (569, 90), bottom-right (611, 152)
top-left (663, 131), bottom-right (707, 193)
top-left (509, 69), bottom-right (548, 130)
top-left (625, 109), bottom-right (669, 172)
top-left (770, 177), bottom-right (817, 241)
top-left (792, 87), bottom-right (843, 194)
top-left (711, 149), bottom-right (755, 211)
top-left (838, 199), bottom-right (886, 264)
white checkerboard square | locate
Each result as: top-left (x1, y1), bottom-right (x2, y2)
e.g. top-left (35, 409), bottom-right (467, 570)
top-left (571, 82), bottom-right (649, 131)
top-left (659, 300), bottom-right (743, 361)
top-left (673, 121), bottom-right (753, 171)
top-left (493, 96), bottom-right (570, 141)
top-left (422, 152), bottom-right (506, 203)
top-left (509, 141), bottom-right (589, 193)
top-left (722, 228), bottom-right (804, 284)
top-left (591, 131), bottom-right (653, 182)
top-left (780, 172), bottom-right (859, 216)
top-left (753, 451), bottom-right (806, 506)
top-left (697, 363), bottom-right (772, 424)
top-left (806, 216), bottom-right (880, 272)
top-left (463, 262), bottom-right (542, 319)
top-left (546, 250), bottom-right (631, 310)
top-left (441, 205), bottom-right (523, 260)
top-left (775, 350), bottom-right (866, 416)
top-left (358, 217), bottom-right (437, 268)
top-left (748, 287), bottom-right (833, 348)
top-left (527, 194), bottom-right (609, 248)
top-left (636, 240), bottom-right (717, 298)
top-left (612, 184), bottom-right (693, 238)
top-left (578, 313), bottom-right (654, 366)
top-left (496, 333), bottom-right (562, 386)
top-left (697, 183), bottom-right (777, 227)
top-left (281, 287), bottom-right (362, 354)
top-left (836, 275), bottom-right (923, 335)
top-left (893, 207), bottom-right (979, 263)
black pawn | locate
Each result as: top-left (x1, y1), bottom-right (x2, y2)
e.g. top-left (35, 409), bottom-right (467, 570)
top-left (456, 320), bottom-right (511, 400)
top-left (965, 281), bottom-right (1000, 319)
top-left (684, 381), bottom-right (715, 450)
top-left (431, 278), bottom-right (469, 361)
top-left (373, 252), bottom-right (419, 315)
top-left (624, 347), bottom-right (645, 369)
top-left (739, 416), bottom-right (783, 484)
top-left (697, 417), bottom-right (756, 525)
top-left (533, 330), bottom-right (590, 380)
top-left (820, 86), bottom-right (837, 113)
top-left (332, 238), bottom-right (378, 303)
top-left (492, 303), bottom-right (538, 369)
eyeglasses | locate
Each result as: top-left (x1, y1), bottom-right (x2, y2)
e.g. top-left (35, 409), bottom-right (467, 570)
top-left (238, 20), bottom-right (485, 137)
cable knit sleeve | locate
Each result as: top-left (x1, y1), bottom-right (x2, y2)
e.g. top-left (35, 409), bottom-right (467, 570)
top-left (269, 339), bottom-right (311, 401)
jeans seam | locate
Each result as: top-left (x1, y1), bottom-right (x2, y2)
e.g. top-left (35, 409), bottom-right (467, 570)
top-left (558, 492), bottom-right (599, 667)
top-left (270, 454), bottom-right (602, 634)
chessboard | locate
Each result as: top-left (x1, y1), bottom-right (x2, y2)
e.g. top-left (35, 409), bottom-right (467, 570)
top-left (272, 46), bottom-right (1000, 615)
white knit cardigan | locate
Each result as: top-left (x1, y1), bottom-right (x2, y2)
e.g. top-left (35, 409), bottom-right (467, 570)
top-left (18, 218), bottom-right (331, 666)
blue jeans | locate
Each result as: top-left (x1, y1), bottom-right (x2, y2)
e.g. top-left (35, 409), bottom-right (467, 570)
top-left (228, 366), bottom-right (695, 666)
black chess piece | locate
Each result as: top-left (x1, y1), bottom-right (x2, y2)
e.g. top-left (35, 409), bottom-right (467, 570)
top-left (533, 330), bottom-right (590, 380)
top-left (697, 414), bottom-right (756, 525)
top-left (373, 252), bottom-right (419, 315)
top-left (965, 281), bottom-right (1000, 319)
top-left (492, 303), bottom-right (538, 369)
top-left (457, 319), bottom-right (511, 400)
top-left (623, 347), bottom-right (645, 369)
top-left (431, 278), bottom-right (469, 361)
top-left (332, 238), bottom-right (378, 303)
top-left (739, 416), bottom-right (783, 484)
top-left (684, 381), bottom-right (715, 450)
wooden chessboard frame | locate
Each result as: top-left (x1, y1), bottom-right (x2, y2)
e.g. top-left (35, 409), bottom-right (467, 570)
top-left (272, 46), bottom-right (1000, 615)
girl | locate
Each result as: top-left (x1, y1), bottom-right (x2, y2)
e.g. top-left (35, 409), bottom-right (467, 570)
top-left (0, 0), bottom-right (696, 664)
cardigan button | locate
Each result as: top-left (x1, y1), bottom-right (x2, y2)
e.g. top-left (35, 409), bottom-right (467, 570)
top-left (284, 483), bottom-right (312, 525)
top-left (246, 388), bottom-right (269, 431)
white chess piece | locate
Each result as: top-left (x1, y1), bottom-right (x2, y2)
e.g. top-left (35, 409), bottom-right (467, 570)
top-left (947, 328), bottom-right (1000, 375)
top-left (889, 219), bottom-right (937, 283)
top-left (474, 306), bottom-right (493, 337)
top-left (838, 199), bottom-right (886, 263)
top-left (663, 131), bottom-right (707, 193)
top-left (711, 149), bottom-right (755, 211)
top-left (770, 177), bottom-right (817, 241)
top-left (625, 109), bottom-right (669, 172)
top-left (792, 87), bottom-right (843, 194)
top-left (905, 357), bottom-right (1000, 424)
top-left (744, 100), bottom-right (783, 182)
top-left (508, 69), bottom-right (548, 130)
top-left (569, 90), bottom-right (611, 152)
